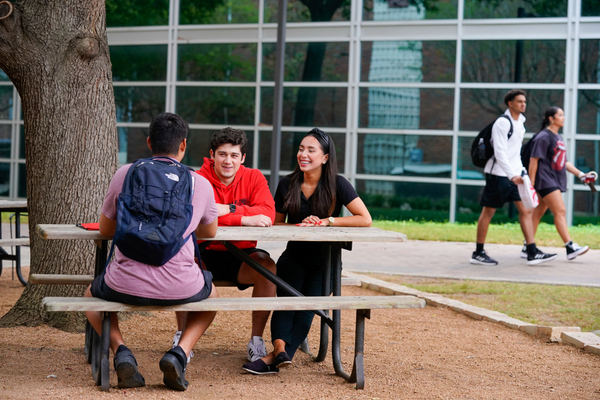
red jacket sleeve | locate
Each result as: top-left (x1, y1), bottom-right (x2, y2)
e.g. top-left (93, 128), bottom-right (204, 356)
top-left (217, 170), bottom-right (275, 226)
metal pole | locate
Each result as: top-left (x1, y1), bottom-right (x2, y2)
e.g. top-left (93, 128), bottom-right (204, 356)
top-left (269, 0), bottom-right (288, 195)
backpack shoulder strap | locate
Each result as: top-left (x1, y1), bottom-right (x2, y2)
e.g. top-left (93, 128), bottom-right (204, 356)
top-left (499, 114), bottom-right (514, 140)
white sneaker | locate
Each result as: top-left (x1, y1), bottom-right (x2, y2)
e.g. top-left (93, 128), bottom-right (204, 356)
top-left (247, 336), bottom-right (267, 362)
top-left (566, 241), bottom-right (589, 260)
top-left (172, 330), bottom-right (193, 364)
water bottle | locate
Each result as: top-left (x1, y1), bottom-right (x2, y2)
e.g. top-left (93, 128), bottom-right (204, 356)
top-left (477, 138), bottom-right (485, 158)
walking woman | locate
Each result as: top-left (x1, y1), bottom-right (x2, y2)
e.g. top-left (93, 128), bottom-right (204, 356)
top-left (528, 106), bottom-right (592, 260)
top-left (242, 127), bottom-right (372, 374)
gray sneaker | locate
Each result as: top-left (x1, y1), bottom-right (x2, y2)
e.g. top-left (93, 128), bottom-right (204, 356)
top-left (247, 336), bottom-right (268, 362)
top-left (172, 331), bottom-right (193, 363)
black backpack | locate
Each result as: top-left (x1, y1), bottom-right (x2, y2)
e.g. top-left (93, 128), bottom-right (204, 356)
top-left (112, 157), bottom-right (196, 266)
top-left (471, 115), bottom-right (513, 168)
top-left (521, 131), bottom-right (542, 172)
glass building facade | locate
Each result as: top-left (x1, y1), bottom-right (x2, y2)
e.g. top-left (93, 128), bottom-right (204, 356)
top-left (1, 0), bottom-right (600, 225)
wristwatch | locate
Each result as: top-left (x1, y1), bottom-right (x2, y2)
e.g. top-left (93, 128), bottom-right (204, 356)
top-left (328, 216), bottom-right (335, 226)
top-left (229, 203), bottom-right (236, 213)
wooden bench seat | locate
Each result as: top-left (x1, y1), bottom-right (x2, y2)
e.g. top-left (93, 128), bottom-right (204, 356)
top-left (0, 238), bottom-right (29, 247)
top-left (43, 294), bottom-right (425, 391)
top-left (31, 274), bottom-right (361, 287)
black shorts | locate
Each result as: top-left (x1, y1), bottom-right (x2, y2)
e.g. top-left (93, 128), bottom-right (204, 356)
top-left (537, 186), bottom-right (561, 198)
top-left (480, 174), bottom-right (521, 209)
top-left (90, 267), bottom-right (213, 306)
top-left (201, 248), bottom-right (270, 290)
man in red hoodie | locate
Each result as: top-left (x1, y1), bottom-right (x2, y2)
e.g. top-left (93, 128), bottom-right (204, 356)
top-left (174, 127), bottom-right (277, 364)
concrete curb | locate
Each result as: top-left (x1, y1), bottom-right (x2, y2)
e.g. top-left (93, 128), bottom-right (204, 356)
top-left (343, 271), bottom-right (600, 356)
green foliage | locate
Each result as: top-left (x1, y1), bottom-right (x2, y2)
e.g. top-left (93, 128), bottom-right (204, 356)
top-left (465, 0), bottom-right (567, 19)
top-left (106, 0), bottom-right (169, 27)
top-left (375, 275), bottom-right (600, 332)
top-left (180, 0), bottom-right (258, 24)
top-left (178, 44), bottom-right (257, 82)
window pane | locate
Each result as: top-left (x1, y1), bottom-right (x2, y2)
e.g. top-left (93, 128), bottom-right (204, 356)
top-left (357, 134), bottom-right (451, 178)
top-left (180, 0), bottom-right (259, 24)
top-left (177, 87), bottom-right (255, 125)
top-left (0, 70), bottom-right (8, 81)
top-left (258, 130), bottom-right (345, 173)
top-left (0, 125), bottom-right (11, 159)
top-left (456, 185), bottom-right (483, 223)
top-left (577, 91), bottom-right (600, 135)
top-left (459, 89), bottom-right (563, 132)
top-left (575, 140), bottom-right (600, 179)
top-left (260, 87), bottom-right (347, 128)
top-left (262, 42), bottom-right (349, 82)
top-left (457, 137), bottom-right (485, 180)
top-left (361, 41), bottom-right (455, 83)
top-left (464, 0), bottom-right (567, 19)
top-left (462, 40), bottom-right (566, 84)
top-left (182, 129), bottom-right (254, 169)
top-left (573, 191), bottom-right (600, 225)
top-left (110, 45), bottom-right (168, 81)
top-left (580, 40), bottom-right (600, 84)
top-left (0, 86), bottom-right (13, 120)
top-left (117, 127), bottom-right (151, 163)
top-left (114, 87), bottom-right (166, 123)
top-left (178, 44), bottom-right (257, 82)
top-left (356, 179), bottom-right (450, 222)
top-left (18, 163), bottom-right (26, 198)
top-left (0, 162), bottom-right (10, 197)
top-left (363, 0), bottom-right (458, 20)
top-left (19, 125), bottom-right (24, 159)
top-left (106, 0), bottom-right (168, 27)
top-left (359, 88), bottom-right (454, 130)
top-left (265, 0), bottom-right (350, 23)
top-left (582, 0), bottom-right (600, 16)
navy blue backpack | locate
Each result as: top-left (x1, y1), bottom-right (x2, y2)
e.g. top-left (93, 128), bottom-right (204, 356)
top-left (111, 157), bottom-right (195, 266)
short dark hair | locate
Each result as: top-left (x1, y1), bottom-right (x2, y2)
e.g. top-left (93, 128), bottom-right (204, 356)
top-left (148, 113), bottom-right (188, 156)
top-left (504, 89), bottom-right (526, 106)
top-left (211, 127), bottom-right (247, 155)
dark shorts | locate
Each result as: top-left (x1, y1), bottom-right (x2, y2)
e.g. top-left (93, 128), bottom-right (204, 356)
top-left (201, 247), bottom-right (270, 290)
top-left (90, 268), bottom-right (213, 306)
top-left (480, 174), bottom-right (521, 209)
top-left (536, 186), bottom-right (561, 198)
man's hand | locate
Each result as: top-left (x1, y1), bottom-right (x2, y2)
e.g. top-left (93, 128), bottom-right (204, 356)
top-left (216, 203), bottom-right (230, 217)
top-left (511, 176), bottom-right (524, 185)
top-left (241, 214), bottom-right (273, 227)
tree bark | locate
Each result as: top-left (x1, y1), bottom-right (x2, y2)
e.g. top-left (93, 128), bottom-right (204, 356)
top-left (0, 1), bottom-right (118, 331)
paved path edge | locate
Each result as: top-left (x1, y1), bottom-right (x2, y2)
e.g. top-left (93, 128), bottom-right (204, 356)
top-left (343, 271), bottom-right (600, 356)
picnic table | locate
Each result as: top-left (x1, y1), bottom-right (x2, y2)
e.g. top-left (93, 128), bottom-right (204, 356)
top-left (35, 224), bottom-right (410, 388)
top-left (0, 200), bottom-right (29, 286)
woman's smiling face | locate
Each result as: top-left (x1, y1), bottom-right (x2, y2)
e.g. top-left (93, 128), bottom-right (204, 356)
top-left (297, 135), bottom-right (328, 173)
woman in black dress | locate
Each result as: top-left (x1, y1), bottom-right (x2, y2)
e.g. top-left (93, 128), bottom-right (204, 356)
top-left (242, 128), bottom-right (372, 374)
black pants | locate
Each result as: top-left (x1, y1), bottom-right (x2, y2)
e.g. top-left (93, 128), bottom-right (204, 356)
top-left (270, 248), bottom-right (333, 359)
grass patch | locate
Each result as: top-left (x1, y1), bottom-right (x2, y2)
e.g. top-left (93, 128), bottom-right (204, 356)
top-left (373, 220), bottom-right (600, 249)
top-left (369, 274), bottom-right (600, 332)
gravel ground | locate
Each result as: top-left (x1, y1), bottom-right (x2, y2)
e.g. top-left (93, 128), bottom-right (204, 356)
top-left (1, 267), bottom-right (599, 399)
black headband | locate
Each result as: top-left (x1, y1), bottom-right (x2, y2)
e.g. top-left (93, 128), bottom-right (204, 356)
top-left (310, 127), bottom-right (329, 146)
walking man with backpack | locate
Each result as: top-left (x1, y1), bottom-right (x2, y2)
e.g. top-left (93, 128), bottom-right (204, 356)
top-left (470, 89), bottom-right (557, 266)
top-left (85, 113), bottom-right (219, 391)
top-left (174, 127), bottom-right (277, 364)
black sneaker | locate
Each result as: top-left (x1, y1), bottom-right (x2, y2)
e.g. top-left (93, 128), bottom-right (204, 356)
top-left (470, 251), bottom-right (498, 266)
top-left (566, 241), bottom-right (589, 260)
top-left (520, 242), bottom-right (527, 259)
top-left (242, 359), bottom-right (280, 375)
top-left (113, 347), bottom-right (145, 389)
top-left (527, 249), bottom-right (558, 265)
top-left (159, 346), bottom-right (189, 391)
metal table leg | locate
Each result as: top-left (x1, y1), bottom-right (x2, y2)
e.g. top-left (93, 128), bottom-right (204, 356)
top-left (330, 243), bottom-right (350, 380)
top-left (87, 241), bottom-right (109, 370)
top-left (349, 309), bottom-right (369, 389)
top-left (14, 211), bottom-right (27, 286)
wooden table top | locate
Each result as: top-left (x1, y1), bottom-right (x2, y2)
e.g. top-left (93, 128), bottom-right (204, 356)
top-left (0, 200), bottom-right (27, 211)
top-left (35, 224), bottom-right (407, 243)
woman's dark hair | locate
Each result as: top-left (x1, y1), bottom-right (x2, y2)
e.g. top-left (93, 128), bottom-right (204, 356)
top-left (283, 128), bottom-right (338, 219)
top-left (540, 106), bottom-right (561, 131)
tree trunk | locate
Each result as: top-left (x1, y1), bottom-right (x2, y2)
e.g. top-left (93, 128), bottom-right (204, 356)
top-left (0, 1), bottom-right (118, 331)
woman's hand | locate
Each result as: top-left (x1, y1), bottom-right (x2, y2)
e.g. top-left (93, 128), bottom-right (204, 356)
top-left (296, 215), bottom-right (325, 227)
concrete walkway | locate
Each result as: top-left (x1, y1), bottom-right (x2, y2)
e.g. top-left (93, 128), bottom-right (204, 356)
top-left (3, 222), bottom-right (599, 287)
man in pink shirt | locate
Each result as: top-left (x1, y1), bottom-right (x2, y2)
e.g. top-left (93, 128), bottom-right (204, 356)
top-left (84, 113), bottom-right (218, 391)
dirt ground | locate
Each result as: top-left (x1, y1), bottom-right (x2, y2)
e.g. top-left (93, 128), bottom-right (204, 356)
top-left (1, 267), bottom-right (599, 399)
